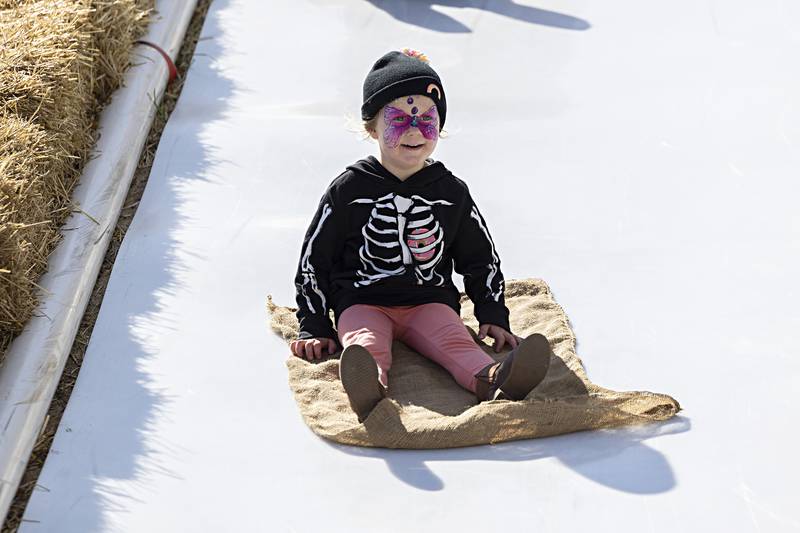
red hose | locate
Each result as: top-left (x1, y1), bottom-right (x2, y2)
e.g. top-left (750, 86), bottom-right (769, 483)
top-left (136, 40), bottom-right (179, 83)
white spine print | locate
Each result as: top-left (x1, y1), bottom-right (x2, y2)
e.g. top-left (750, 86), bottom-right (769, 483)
top-left (470, 205), bottom-right (504, 301)
top-left (297, 202), bottom-right (333, 314)
top-left (394, 195), bottom-right (414, 265)
top-left (350, 193), bottom-right (454, 287)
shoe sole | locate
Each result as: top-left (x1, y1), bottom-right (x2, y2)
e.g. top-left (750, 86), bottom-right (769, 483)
top-left (497, 333), bottom-right (552, 401)
top-left (339, 345), bottom-right (384, 423)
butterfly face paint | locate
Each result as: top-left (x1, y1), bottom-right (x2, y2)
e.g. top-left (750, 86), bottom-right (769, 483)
top-left (382, 104), bottom-right (439, 149)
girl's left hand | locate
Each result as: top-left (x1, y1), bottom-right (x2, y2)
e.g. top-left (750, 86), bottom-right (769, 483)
top-left (477, 324), bottom-right (523, 353)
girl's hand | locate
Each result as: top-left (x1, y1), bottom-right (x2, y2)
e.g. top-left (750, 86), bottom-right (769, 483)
top-left (477, 324), bottom-right (523, 353)
top-left (290, 337), bottom-right (338, 361)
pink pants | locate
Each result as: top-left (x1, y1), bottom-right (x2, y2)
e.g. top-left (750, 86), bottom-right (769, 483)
top-left (337, 302), bottom-right (496, 394)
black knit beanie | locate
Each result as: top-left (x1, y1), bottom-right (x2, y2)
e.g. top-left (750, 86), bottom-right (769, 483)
top-left (361, 49), bottom-right (447, 131)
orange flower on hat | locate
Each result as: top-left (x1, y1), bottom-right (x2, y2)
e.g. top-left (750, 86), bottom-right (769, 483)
top-left (400, 47), bottom-right (430, 63)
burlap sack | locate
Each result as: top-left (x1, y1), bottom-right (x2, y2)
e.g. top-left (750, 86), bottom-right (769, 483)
top-left (267, 278), bottom-right (681, 449)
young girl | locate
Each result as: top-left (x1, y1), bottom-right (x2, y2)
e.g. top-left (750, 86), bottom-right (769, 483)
top-left (290, 49), bottom-right (552, 422)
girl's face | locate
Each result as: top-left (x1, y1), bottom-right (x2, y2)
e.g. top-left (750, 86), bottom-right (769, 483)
top-left (370, 94), bottom-right (439, 172)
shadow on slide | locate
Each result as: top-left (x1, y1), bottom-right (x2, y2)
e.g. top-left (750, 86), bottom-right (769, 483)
top-left (360, 0), bottom-right (591, 33)
top-left (331, 414), bottom-right (689, 493)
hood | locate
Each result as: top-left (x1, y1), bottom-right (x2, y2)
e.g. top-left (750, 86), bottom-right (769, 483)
top-left (346, 155), bottom-right (451, 188)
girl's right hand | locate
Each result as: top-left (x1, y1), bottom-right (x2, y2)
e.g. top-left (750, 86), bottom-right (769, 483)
top-left (290, 337), bottom-right (338, 360)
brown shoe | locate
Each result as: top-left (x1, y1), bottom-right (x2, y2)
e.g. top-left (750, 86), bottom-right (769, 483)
top-left (339, 344), bottom-right (387, 422)
top-left (474, 333), bottom-right (552, 402)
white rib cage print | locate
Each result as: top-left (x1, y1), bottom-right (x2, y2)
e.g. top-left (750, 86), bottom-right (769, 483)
top-left (470, 205), bottom-right (504, 301)
top-left (349, 192), bottom-right (454, 287)
top-left (297, 202), bottom-right (332, 314)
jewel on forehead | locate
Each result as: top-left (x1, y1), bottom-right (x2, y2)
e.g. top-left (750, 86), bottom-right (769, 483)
top-left (411, 106), bottom-right (418, 114)
top-left (407, 97), bottom-right (414, 104)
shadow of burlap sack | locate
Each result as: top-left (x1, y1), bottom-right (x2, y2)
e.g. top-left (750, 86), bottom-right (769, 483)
top-left (267, 278), bottom-right (681, 449)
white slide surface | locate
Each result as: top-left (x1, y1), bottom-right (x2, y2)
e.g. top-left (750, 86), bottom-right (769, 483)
top-left (21, 1), bottom-right (799, 531)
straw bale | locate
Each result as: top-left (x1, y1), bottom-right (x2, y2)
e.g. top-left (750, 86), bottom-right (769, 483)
top-left (0, 0), bottom-right (154, 365)
top-left (90, 0), bottom-right (154, 101)
top-left (0, 115), bottom-right (61, 336)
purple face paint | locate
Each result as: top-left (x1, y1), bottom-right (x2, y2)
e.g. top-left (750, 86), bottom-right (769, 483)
top-left (382, 104), bottom-right (439, 148)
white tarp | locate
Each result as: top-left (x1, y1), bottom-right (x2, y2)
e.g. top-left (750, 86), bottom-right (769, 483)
top-left (21, 0), bottom-right (800, 531)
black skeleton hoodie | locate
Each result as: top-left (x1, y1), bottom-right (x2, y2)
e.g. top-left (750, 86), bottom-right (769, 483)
top-left (293, 155), bottom-right (510, 343)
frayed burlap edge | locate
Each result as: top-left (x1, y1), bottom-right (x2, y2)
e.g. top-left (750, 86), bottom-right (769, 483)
top-left (267, 278), bottom-right (681, 449)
